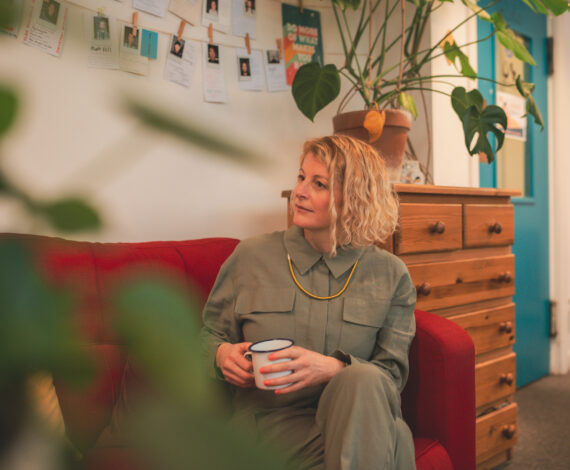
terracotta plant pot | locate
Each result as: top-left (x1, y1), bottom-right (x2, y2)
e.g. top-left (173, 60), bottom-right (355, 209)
top-left (332, 109), bottom-right (411, 182)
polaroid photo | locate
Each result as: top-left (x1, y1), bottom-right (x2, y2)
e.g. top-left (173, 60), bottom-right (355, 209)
top-left (243, 0), bottom-right (255, 16)
top-left (206, 43), bottom-right (220, 67)
top-left (93, 16), bottom-right (110, 41)
top-left (238, 56), bottom-right (251, 81)
top-left (122, 25), bottom-right (139, 50)
top-left (204, 0), bottom-right (219, 20)
top-left (170, 36), bottom-right (185, 59)
top-left (38, 0), bottom-right (61, 29)
top-left (266, 49), bottom-right (280, 64)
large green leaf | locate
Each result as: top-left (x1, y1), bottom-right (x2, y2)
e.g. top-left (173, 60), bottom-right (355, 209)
top-left (398, 92), bottom-right (418, 119)
top-left (462, 0), bottom-right (492, 21)
top-left (442, 42), bottom-right (477, 79)
top-left (516, 75), bottom-right (544, 129)
top-left (451, 86), bottom-right (483, 118)
top-left (39, 198), bottom-right (102, 232)
top-left (491, 12), bottom-right (535, 65)
top-left (292, 63), bottom-right (341, 121)
top-left (462, 105), bottom-right (507, 163)
top-left (526, 0), bottom-right (569, 15)
top-left (0, 86), bottom-right (18, 139)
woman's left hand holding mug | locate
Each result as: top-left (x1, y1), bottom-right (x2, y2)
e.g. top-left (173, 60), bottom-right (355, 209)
top-left (261, 346), bottom-right (346, 394)
top-left (216, 342), bottom-right (255, 388)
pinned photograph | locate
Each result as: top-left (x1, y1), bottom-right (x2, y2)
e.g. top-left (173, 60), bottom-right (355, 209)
top-left (123, 25), bottom-right (139, 50)
top-left (266, 50), bottom-right (280, 64)
top-left (205, 0), bottom-right (218, 19)
top-left (39, 0), bottom-right (60, 26)
top-left (243, 0), bottom-right (255, 16)
top-left (93, 16), bottom-right (110, 41)
top-left (238, 57), bottom-right (251, 80)
top-left (170, 37), bottom-right (185, 58)
top-left (207, 43), bottom-right (219, 65)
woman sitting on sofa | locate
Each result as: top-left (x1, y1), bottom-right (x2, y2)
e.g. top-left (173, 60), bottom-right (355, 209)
top-left (201, 135), bottom-right (417, 470)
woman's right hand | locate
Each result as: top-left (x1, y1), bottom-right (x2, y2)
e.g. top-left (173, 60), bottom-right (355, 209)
top-left (216, 342), bottom-right (255, 388)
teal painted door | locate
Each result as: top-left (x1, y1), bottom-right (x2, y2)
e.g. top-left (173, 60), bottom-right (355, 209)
top-left (478, 1), bottom-right (550, 386)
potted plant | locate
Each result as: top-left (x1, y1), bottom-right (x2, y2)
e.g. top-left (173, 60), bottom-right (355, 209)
top-left (291, 0), bottom-right (568, 181)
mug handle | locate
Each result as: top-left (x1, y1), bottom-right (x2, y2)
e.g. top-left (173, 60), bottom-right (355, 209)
top-left (244, 351), bottom-right (252, 361)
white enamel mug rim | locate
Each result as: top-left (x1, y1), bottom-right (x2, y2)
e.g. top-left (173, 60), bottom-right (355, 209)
top-left (248, 338), bottom-right (294, 353)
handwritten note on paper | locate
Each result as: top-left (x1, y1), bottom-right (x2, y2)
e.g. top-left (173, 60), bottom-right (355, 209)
top-left (232, 0), bottom-right (255, 39)
top-left (202, 43), bottom-right (226, 103)
top-left (119, 24), bottom-right (149, 76)
top-left (264, 50), bottom-right (288, 92)
top-left (201, 0), bottom-right (231, 34)
top-left (133, 0), bottom-right (167, 18)
top-left (84, 13), bottom-right (119, 69)
top-left (236, 48), bottom-right (263, 91)
top-left (164, 36), bottom-right (197, 88)
top-left (23, 0), bottom-right (68, 57)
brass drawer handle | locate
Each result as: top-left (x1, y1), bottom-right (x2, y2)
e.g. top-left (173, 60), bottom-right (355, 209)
top-left (429, 221), bottom-right (446, 234)
top-left (500, 372), bottom-right (514, 386)
top-left (499, 321), bottom-right (513, 334)
top-left (415, 282), bottom-right (431, 297)
top-left (489, 222), bottom-right (503, 234)
top-left (502, 424), bottom-right (516, 439)
top-left (497, 272), bottom-right (512, 283)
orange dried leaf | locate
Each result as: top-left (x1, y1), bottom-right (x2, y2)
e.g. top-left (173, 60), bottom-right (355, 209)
top-left (363, 110), bottom-right (386, 143)
top-left (440, 31), bottom-right (455, 64)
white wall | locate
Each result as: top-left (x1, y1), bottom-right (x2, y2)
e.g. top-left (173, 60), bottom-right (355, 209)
top-left (549, 13), bottom-right (570, 375)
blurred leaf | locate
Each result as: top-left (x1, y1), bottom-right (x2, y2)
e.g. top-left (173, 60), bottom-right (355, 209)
top-left (38, 198), bottom-right (102, 232)
top-left (516, 75), bottom-right (544, 129)
top-left (442, 42), bottom-right (477, 79)
top-left (492, 13), bottom-right (536, 65)
top-left (451, 86), bottom-right (484, 117)
top-left (523, 0), bottom-right (569, 15)
top-left (0, 241), bottom-right (93, 386)
top-left (363, 109), bottom-right (386, 143)
top-left (292, 63), bottom-right (341, 121)
top-left (398, 92), bottom-right (418, 119)
top-left (0, 86), bottom-right (18, 139)
top-left (0, 2), bottom-right (17, 31)
top-left (462, 0), bottom-right (492, 21)
top-left (125, 99), bottom-right (265, 166)
top-left (113, 279), bottom-right (212, 406)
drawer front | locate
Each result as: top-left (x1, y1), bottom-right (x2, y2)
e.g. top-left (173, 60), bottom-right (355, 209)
top-left (396, 203), bottom-right (462, 255)
top-left (409, 255), bottom-right (515, 311)
top-left (476, 353), bottom-right (516, 409)
top-left (452, 304), bottom-right (515, 355)
top-left (476, 403), bottom-right (518, 460)
top-left (464, 204), bottom-right (514, 248)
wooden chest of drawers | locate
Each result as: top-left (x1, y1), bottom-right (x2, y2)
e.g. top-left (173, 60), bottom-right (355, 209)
top-left (394, 184), bottom-right (519, 469)
top-left (282, 184), bottom-right (520, 468)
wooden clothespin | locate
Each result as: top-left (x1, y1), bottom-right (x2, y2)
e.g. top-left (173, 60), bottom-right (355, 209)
top-left (245, 33), bottom-right (251, 55)
top-left (132, 12), bottom-right (138, 34)
top-left (299, 0), bottom-right (304, 14)
top-left (276, 38), bottom-right (283, 59)
top-left (208, 23), bottom-right (214, 44)
top-left (177, 20), bottom-right (186, 42)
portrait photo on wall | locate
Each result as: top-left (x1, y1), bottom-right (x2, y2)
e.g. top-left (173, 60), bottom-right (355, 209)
top-left (39, 0), bottom-right (60, 26)
top-left (266, 49), bottom-right (280, 64)
top-left (207, 43), bottom-right (220, 65)
top-left (93, 16), bottom-right (109, 40)
top-left (205, 0), bottom-right (219, 19)
top-left (243, 0), bottom-right (255, 15)
top-left (170, 37), bottom-right (185, 58)
top-left (238, 57), bottom-right (251, 79)
top-left (123, 25), bottom-right (139, 49)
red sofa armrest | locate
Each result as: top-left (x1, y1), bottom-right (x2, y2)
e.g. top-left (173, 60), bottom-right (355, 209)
top-left (402, 309), bottom-right (476, 470)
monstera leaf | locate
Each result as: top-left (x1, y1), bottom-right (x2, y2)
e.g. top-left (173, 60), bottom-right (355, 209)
top-left (292, 63), bottom-right (341, 121)
top-left (491, 12), bottom-right (535, 65)
top-left (451, 87), bottom-right (507, 163)
top-left (442, 41), bottom-right (477, 78)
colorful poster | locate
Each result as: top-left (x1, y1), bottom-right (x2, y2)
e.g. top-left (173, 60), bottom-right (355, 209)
top-left (497, 90), bottom-right (527, 142)
top-left (281, 3), bottom-right (323, 86)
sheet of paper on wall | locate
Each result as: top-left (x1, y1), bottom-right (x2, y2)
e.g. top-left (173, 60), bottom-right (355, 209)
top-left (231, 0), bottom-right (255, 39)
top-left (236, 48), bottom-right (263, 91)
top-left (164, 36), bottom-right (197, 88)
top-left (169, 0), bottom-right (199, 25)
top-left (140, 29), bottom-right (159, 59)
top-left (264, 49), bottom-right (288, 92)
top-left (119, 24), bottom-right (149, 76)
top-left (496, 90), bottom-right (527, 142)
top-left (202, 43), bottom-right (226, 103)
top-left (133, 0), bottom-right (167, 17)
top-left (0, 0), bottom-right (24, 38)
top-left (201, 0), bottom-right (230, 34)
top-left (83, 13), bottom-right (119, 69)
top-left (22, 0), bottom-right (68, 57)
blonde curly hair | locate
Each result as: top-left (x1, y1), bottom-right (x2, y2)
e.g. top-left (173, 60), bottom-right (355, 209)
top-left (296, 135), bottom-right (399, 256)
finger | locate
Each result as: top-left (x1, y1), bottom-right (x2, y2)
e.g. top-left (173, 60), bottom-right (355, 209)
top-left (273, 379), bottom-right (306, 394)
top-left (226, 362), bottom-right (255, 381)
top-left (238, 342), bottom-right (252, 352)
top-left (235, 355), bottom-right (254, 372)
top-left (260, 360), bottom-right (296, 375)
top-left (268, 347), bottom-right (301, 361)
top-left (264, 370), bottom-right (302, 388)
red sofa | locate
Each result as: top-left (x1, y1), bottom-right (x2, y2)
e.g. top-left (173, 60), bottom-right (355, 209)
top-left (10, 234), bottom-right (475, 470)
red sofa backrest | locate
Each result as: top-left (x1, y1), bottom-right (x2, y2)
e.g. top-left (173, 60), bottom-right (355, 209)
top-left (6, 234), bottom-right (240, 451)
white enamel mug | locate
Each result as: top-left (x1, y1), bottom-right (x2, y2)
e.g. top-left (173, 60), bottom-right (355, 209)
top-left (244, 338), bottom-right (294, 390)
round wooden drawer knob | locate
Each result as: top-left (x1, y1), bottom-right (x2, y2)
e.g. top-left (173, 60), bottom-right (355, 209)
top-left (502, 424), bottom-right (516, 439)
top-left (500, 372), bottom-right (514, 386)
top-left (429, 221), bottom-right (446, 234)
top-left (489, 222), bottom-right (503, 234)
top-left (498, 272), bottom-right (512, 283)
top-left (499, 321), bottom-right (513, 334)
top-left (415, 282), bottom-right (432, 297)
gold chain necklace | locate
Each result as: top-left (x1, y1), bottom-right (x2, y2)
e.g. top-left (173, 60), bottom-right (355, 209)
top-left (287, 254), bottom-right (359, 300)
